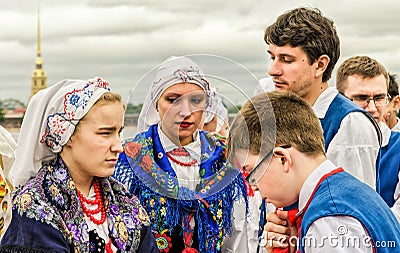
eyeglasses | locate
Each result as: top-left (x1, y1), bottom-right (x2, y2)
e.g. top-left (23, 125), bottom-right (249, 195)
top-left (350, 94), bottom-right (389, 108)
top-left (245, 144), bottom-right (291, 186)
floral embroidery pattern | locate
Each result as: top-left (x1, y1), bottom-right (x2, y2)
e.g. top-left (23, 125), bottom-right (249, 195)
top-left (140, 154), bottom-right (153, 173)
top-left (117, 125), bottom-right (248, 253)
top-left (13, 157), bottom-right (149, 252)
top-left (155, 232), bottom-right (172, 252)
top-left (0, 174), bottom-right (9, 235)
top-left (40, 77), bottom-right (110, 153)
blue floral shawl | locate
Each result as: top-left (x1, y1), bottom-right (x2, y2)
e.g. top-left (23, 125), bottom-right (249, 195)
top-left (114, 124), bottom-right (247, 253)
top-left (12, 157), bottom-right (150, 252)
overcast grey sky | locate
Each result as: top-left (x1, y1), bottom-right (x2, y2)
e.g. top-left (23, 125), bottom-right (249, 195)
top-left (1, 0), bottom-right (399, 106)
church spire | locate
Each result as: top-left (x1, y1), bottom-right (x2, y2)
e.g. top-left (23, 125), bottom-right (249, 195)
top-left (31, 8), bottom-right (47, 99)
top-left (36, 8), bottom-right (41, 59)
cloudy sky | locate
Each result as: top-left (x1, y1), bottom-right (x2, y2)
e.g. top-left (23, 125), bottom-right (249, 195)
top-left (1, 0), bottom-right (400, 106)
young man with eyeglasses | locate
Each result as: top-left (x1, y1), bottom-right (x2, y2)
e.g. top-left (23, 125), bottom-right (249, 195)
top-left (336, 55), bottom-right (400, 221)
top-left (228, 91), bottom-right (400, 253)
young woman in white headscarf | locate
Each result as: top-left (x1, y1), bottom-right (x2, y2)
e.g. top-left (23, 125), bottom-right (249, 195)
top-left (1, 77), bottom-right (158, 252)
top-left (203, 88), bottom-right (229, 137)
top-left (113, 56), bottom-right (248, 253)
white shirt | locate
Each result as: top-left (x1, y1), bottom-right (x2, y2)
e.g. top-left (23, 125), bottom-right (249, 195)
top-left (313, 87), bottom-right (380, 189)
top-left (158, 127), bottom-right (249, 252)
top-left (253, 77), bottom-right (274, 96)
top-left (158, 126), bottom-right (201, 191)
top-left (299, 160), bottom-right (373, 253)
top-left (392, 117), bottom-right (400, 132)
top-left (380, 122), bottom-right (400, 222)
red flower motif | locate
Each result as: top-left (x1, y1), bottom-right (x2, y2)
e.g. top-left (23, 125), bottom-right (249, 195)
top-left (140, 154), bottom-right (153, 173)
top-left (155, 232), bottom-right (172, 252)
top-left (124, 142), bottom-right (142, 159)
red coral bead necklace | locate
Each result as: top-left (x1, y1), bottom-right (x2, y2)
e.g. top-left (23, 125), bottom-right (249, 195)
top-left (166, 147), bottom-right (198, 167)
top-left (76, 177), bottom-right (106, 225)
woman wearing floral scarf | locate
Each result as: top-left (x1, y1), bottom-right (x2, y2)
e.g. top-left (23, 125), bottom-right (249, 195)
top-left (1, 77), bottom-right (158, 252)
top-left (114, 56), bottom-right (248, 253)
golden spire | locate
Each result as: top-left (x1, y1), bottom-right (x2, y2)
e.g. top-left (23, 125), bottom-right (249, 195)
top-left (31, 7), bottom-right (47, 99)
top-left (37, 9), bottom-right (41, 57)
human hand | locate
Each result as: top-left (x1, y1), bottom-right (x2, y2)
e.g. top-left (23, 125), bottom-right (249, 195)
top-left (264, 210), bottom-right (297, 253)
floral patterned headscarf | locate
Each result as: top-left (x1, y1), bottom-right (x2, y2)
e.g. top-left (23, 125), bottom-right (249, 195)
top-left (10, 77), bottom-right (110, 188)
top-left (137, 56), bottom-right (211, 132)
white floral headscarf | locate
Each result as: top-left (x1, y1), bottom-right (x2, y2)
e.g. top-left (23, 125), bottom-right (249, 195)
top-left (10, 77), bottom-right (110, 187)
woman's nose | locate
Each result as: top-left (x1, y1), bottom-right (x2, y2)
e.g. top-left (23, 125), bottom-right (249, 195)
top-left (111, 135), bottom-right (123, 153)
top-left (178, 100), bottom-right (192, 117)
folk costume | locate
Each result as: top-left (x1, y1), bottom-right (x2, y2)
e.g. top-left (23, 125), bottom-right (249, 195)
top-left (114, 56), bottom-right (248, 253)
top-left (260, 88), bottom-right (383, 253)
top-left (0, 126), bottom-right (16, 239)
top-left (2, 78), bottom-right (157, 252)
top-left (298, 160), bottom-right (400, 253)
top-left (376, 123), bottom-right (400, 223)
top-left (315, 88), bottom-right (381, 188)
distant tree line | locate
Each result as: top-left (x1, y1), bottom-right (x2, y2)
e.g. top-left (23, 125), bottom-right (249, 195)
top-left (125, 103), bottom-right (242, 114)
top-left (0, 107), bottom-right (4, 123)
top-left (126, 103), bottom-right (143, 114)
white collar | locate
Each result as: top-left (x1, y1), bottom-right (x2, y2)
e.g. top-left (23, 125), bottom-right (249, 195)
top-left (312, 87), bottom-right (338, 119)
top-left (298, 160), bottom-right (338, 214)
top-left (380, 122), bottom-right (392, 147)
top-left (157, 125), bottom-right (201, 162)
top-left (392, 117), bottom-right (400, 132)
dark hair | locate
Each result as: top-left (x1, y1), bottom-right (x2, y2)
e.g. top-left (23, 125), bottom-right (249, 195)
top-left (388, 73), bottom-right (399, 101)
top-left (264, 7), bottom-right (340, 82)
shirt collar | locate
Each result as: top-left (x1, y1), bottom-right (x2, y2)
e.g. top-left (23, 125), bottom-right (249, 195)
top-left (312, 87), bottom-right (338, 119)
top-left (380, 122), bottom-right (391, 147)
top-left (392, 117), bottom-right (400, 132)
top-left (298, 159), bottom-right (337, 214)
top-left (157, 124), bottom-right (201, 161)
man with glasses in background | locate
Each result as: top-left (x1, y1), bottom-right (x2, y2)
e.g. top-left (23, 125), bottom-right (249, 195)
top-left (228, 91), bottom-right (400, 252)
top-left (337, 55), bottom-right (400, 221)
